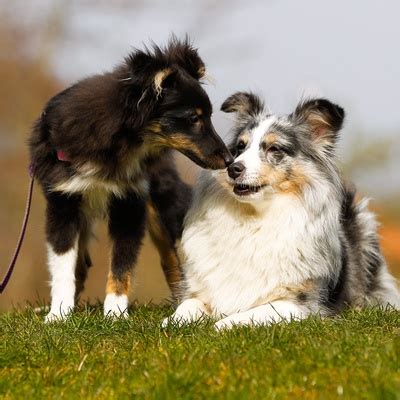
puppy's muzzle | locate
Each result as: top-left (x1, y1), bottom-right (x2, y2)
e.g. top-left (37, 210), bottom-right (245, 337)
top-left (220, 151), bottom-right (234, 167)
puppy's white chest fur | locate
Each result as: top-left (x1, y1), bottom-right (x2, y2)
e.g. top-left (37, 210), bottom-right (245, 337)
top-left (181, 176), bottom-right (339, 316)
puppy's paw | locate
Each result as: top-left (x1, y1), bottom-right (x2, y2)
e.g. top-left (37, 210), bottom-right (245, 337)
top-left (44, 311), bottom-right (69, 323)
top-left (104, 309), bottom-right (129, 320)
top-left (104, 294), bottom-right (129, 319)
top-left (44, 302), bottom-right (73, 323)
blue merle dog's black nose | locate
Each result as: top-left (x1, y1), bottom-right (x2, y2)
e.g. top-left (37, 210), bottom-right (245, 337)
top-left (227, 162), bottom-right (245, 179)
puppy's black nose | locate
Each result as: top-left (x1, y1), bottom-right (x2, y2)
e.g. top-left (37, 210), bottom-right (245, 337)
top-left (223, 152), bottom-right (234, 167)
top-left (227, 162), bottom-right (245, 179)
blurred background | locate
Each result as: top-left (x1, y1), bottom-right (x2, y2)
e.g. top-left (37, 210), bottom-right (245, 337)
top-left (1, 0), bottom-right (399, 311)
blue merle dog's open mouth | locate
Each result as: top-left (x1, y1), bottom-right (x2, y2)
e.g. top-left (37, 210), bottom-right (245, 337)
top-left (233, 184), bottom-right (266, 196)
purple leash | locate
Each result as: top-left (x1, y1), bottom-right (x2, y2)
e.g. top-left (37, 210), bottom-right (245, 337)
top-left (0, 164), bottom-right (35, 293)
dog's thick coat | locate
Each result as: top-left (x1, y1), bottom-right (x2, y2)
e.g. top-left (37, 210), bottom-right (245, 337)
top-left (29, 38), bottom-right (233, 321)
top-left (165, 92), bottom-right (400, 329)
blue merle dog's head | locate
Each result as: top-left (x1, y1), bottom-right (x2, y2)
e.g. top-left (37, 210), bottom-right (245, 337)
top-left (218, 92), bottom-right (345, 203)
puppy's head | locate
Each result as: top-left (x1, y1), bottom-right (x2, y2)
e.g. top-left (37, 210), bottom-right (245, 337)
top-left (219, 92), bottom-right (344, 203)
top-left (123, 37), bottom-right (233, 170)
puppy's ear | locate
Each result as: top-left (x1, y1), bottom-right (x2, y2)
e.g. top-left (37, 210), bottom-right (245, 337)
top-left (291, 99), bottom-right (345, 144)
top-left (221, 92), bottom-right (264, 119)
top-left (124, 49), bottom-right (174, 128)
top-left (166, 36), bottom-right (206, 80)
top-left (125, 49), bottom-right (173, 96)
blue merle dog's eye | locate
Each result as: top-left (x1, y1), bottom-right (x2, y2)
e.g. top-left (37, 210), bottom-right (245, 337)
top-left (268, 146), bottom-right (280, 153)
top-left (266, 145), bottom-right (286, 163)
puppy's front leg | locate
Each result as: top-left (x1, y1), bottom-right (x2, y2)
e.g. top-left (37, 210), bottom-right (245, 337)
top-left (104, 192), bottom-right (146, 318)
top-left (162, 298), bottom-right (210, 327)
top-left (44, 192), bottom-right (81, 323)
top-left (215, 300), bottom-right (308, 330)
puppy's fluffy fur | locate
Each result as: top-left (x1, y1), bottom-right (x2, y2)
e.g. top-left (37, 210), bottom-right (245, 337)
top-left (164, 92), bottom-right (400, 330)
top-left (29, 38), bottom-right (233, 322)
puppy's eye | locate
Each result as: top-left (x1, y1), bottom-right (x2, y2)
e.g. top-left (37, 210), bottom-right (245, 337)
top-left (189, 114), bottom-right (199, 123)
top-left (237, 141), bottom-right (246, 151)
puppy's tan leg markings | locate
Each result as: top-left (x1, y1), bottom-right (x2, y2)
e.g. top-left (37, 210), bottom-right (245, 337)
top-left (147, 202), bottom-right (183, 299)
top-left (104, 271), bottom-right (131, 318)
top-left (106, 271), bottom-right (132, 296)
top-left (74, 220), bottom-right (93, 300)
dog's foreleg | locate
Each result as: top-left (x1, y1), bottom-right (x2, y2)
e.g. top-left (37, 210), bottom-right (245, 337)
top-left (74, 217), bottom-right (92, 300)
top-left (44, 192), bottom-right (81, 323)
top-left (104, 192), bottom-right (146, 318)
top-left (215, 300), bottom-right (309, 330)
top-left (162, 298), bottom-right (210, 327)
top-left (146, 163), bottom-right (192, 302)
top-left (46, 240), bottom-right (79, 322)
top-left (146, 201), bottom-right (183, 301)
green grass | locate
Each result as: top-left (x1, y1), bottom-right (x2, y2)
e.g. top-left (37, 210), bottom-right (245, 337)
top-left (1, 305), bottom-right (399, 399)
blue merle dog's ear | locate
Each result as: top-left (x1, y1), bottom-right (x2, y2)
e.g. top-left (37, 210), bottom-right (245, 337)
top-left (291, 98), bottom-right (345, 144)
top-left (221, 92), bottom-right (265, 119)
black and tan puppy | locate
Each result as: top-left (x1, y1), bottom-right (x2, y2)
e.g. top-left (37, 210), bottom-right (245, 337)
top-left (29, 38), bottom-right (233, 322)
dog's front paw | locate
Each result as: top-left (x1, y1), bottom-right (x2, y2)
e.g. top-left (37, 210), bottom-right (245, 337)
top-left (161, 314), bottom-right (192, 328)
top-left (161, 316), bottom-right (171, 328)
top-left (214, 313), bottom-right (250, 331)
top-left (214, 318), bottom-right (236, 331)
top-left (104, 294), bottom-right (129, 319)
top-left (44, 310), bottom-right (69, 323)
top-left (45, 312), bottom-right (61, 323)
top-left (44, 302), bottom-right (73, 323)
top-left (162, 298), bottom-right (210, 328)
top-left (104, 309), bottom-right (129, 320)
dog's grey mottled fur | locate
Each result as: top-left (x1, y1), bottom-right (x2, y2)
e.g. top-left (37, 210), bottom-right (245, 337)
top-left (164, 92), bottom-right (400, 329)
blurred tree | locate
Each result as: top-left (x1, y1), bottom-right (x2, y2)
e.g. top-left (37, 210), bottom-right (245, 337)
top-left (343, 134), bottom-right (397, 177)
top-left (0, 14), bottom-right (62, 309)
top-left (342, 134), bottom-right (400, 274)
top-left (0, 10), bottom-right (64, 142)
